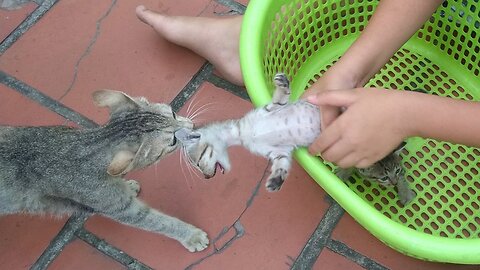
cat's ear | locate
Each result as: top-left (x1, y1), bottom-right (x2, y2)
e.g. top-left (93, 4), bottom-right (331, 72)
top-left (107, 150), bottom-right (136, 176)
top-left (393, 141), bottom-right (407, 155)
top-left (175, 128), bottom-right (201, 144)
top-left (92, 90), bottom-right (139, 114)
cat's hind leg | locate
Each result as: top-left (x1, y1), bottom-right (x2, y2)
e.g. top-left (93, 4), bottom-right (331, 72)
top-left (265, 73), bottom-right (291, 111)
top-left (265, 151), bottom-right (293, 192)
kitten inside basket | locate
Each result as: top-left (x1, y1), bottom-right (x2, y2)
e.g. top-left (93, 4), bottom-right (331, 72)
top-left (176, 73), bottom-right (415, 206)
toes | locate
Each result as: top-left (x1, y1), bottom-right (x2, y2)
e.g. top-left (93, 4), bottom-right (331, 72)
top-left (266, 176), bottom-right (285, 192)
top-left (126, 179), bottom-right (141, 196)
top-left (274, 73), bottom-right (290, 88)
top-left (183, 229), bottom-right (209, 252)
top-left (135, 5), bottom-right (161, 26)
top-left (135, 5), bottom-right (149, 23)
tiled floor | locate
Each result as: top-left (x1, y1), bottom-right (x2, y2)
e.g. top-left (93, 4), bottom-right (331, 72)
top-left (0, 0), bottom-right (478, 269)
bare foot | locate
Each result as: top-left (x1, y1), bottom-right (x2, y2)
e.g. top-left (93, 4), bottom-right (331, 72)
top-left (136, 5), bottom-right (244, 86)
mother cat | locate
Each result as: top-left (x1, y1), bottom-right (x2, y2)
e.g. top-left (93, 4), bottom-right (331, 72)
top-left (0, 90), bottom-right (208, 252)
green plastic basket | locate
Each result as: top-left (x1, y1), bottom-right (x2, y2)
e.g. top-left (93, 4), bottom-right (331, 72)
top-left (240, 0), bottom-right (480, 264)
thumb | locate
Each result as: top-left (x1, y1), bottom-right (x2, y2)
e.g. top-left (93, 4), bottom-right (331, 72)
top-left (306, 89), bottom-right (358, 107)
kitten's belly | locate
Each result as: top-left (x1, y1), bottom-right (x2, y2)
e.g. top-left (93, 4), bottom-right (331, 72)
top-left (244, 101), bottom-right (321, 147)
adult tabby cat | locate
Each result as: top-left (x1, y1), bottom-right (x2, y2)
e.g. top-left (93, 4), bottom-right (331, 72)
top-left (176, 73), bottom-right (415, 205)
top-left (0, 90), bottom-right (209, 252)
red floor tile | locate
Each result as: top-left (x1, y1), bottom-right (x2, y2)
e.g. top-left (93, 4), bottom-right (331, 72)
top-left (48, 239), bottom-right (124, 270)
top-left (331, 214), bottom-right (480, 270)
top-left (313, 249), bottom-right (364, 270)
top-left (0, 2), bottom-right (37, 41)
top-left (84, 83), bottom-right (330, 269)
top-left (0, 215), bottom-right (67, 270)
top-left (0, 84), bottom-right (66, 126)
top-left (0, 0), bottom-right (213, 124)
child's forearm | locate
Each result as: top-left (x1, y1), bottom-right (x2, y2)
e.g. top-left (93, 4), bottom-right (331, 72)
top-left (402, 92), bottom-right (480, 148)
top-left (331, 0), bottom-right (443, 87)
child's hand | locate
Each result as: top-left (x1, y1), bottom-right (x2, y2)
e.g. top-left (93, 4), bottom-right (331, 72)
top-left (301, 69), bottom-right (358, 129)
top-left (307, 88), bottom-right (410, 168)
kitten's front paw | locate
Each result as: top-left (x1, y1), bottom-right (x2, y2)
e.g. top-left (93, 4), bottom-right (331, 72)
top-left (266, 169), bottom-right (287, 192)
top-left (274, 73), bottom-right (290, 89)
top-left (334, 168), bottom-right (356, 183)
top-left (181, 228), bottom-right (209, 252)
top-left (399, 189), bottom-right (416, 206)
top-left (126, 179), bottom-right (141, 196)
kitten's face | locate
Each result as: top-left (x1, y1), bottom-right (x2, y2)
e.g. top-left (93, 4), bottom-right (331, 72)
top-left (358, 151), bottom-right (404, 186)
top-left (175, 127), bottom-right (231, 179)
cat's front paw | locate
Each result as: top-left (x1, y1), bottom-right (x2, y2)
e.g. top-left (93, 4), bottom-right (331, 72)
top-left (274, 73), bottom-right (290, 89)
top-left (181, 228), bottom-right (209, 252)
top-left (126, 179), bottom-right (141, 196)
top-left (266, 168), bottom-right (287, 192)
top-left (399, 189), bottom-right (416, 206)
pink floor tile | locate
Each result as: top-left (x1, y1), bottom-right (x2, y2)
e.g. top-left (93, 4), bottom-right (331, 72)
top-left (0, 2), bottom-right (37, 41)
top-left (0, 0), bottom-right (213, 124)
top-left (0, 215), bottom-right (67, 269)
top-left (48, 239), bottom-right (124, 270)
top-left (0, 84), bottom-right (65, 126)
top-left (313, 249), bottom-right (365, 270)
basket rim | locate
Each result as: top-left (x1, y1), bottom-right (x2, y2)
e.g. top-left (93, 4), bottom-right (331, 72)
top-left (239, 0), bottom-right (480, 264)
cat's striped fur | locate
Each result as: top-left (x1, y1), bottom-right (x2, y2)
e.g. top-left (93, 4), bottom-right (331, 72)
top-left (0, 90), bottom-right (209, 252)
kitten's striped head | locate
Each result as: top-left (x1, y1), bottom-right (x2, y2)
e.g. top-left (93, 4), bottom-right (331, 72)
top-left (358, 143), bottom-right (406, 186)
top-left (175, 126), bottom-right (231, 179)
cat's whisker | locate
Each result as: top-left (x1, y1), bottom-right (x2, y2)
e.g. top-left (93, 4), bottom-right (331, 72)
top-left (184, 151), bottom-right (198, 187)
top-left (179, 149), bottom-right (192, 189)
top-left (186, 94), bottom-right (200, 116)
top-left (183, 150), bottom-right (202, 181)
top-left (190, 104), bottom-right (220, 121)
top-left (190, 102), bottom-right (218, 120)
top-left (154, 161), bottom-right (159, 179)
top-left (187, 96), bottom-right (207, 118)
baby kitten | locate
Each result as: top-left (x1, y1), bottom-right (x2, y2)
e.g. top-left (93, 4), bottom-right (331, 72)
top-left (176, 73), bottom-right (415, 205)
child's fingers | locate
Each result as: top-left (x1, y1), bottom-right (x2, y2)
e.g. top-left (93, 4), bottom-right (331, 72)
top-left (320, 138), bottom-right (352, 164)
top-left (307, 89), bottom-right (358, 107)
top-left (336, 152), bottom-right (363, 169)
top-left (320, 105), bottom-right (340, 129)
top-left (308, 119), bottom-right (343, 155)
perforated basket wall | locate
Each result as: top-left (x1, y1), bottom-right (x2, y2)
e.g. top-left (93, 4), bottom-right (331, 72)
top-left (241, 0), bottom-right (480, 263)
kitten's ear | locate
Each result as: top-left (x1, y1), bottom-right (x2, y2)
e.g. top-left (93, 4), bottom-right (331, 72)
top-left (175, 128), bottom-right (201, 144)
top-left (107, 150), bottom-right (136, 176)
top-left (93, 90), bottom-right (139, 114)
top-left (393, 141), bottom-right (407, 155)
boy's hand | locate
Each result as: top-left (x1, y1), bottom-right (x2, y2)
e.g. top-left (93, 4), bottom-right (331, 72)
top-left (307, 88), bottom-right (410, 168)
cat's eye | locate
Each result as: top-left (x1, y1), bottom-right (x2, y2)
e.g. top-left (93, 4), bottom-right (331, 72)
top-left (380, 176), bottom-right (390, 182)
top-left (395, 168), bottom-right (402, 174)
top-left (172, 112), bottom-right (177, 119)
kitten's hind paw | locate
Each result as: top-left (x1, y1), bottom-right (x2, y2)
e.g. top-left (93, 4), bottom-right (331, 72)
top-left (266, 168), bottom-right (287, 192)
top-left (182, 228), bottom-right (209, 252)
top-left (274, 73), bottom-right (290, 89)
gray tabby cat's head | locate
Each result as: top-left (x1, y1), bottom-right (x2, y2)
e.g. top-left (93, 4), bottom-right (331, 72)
top-left (357, 144), bottom-right (405, 186)
top-left (174, 127), bottom-right (230, 179)
top-left (93, 90), bottom-right (193, 176)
